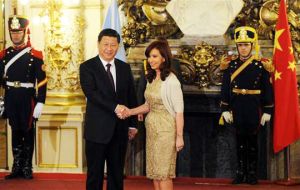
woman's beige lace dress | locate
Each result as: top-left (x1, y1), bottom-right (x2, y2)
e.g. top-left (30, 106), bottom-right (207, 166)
top-left (144, 79), bottom-right (176, 180)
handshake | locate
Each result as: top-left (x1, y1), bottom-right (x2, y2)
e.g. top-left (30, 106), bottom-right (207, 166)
top-left (115, 104), bottom-right (132, 119)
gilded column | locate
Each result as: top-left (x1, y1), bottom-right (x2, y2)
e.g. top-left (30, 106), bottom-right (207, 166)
top-left (42, 0), bottom-right (85, 105)
top-left (34, 0), bottom-right (86, 173)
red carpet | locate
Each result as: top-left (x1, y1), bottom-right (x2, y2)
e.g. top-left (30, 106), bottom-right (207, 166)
top-left (0, 172), bottom-right (299, 190)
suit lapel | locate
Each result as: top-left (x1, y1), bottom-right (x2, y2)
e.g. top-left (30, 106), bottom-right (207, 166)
top-left (94, 56), bottom-right (116, 95)
top-left (115, 59), bottom-right (122, 95)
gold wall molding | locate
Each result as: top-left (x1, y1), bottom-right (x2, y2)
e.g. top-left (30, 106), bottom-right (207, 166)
top-left (7, 104), bottom-right (86, 173)
top-left (35, 105), bottom-right (85, 172)
top-left (38, 126), bottom-right (78, 168)
top-left (0, 0), bottom-right (5, 50)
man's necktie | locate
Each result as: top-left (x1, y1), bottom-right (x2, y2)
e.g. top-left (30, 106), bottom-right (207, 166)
top-left (106, 63), bottom-right (115, 91)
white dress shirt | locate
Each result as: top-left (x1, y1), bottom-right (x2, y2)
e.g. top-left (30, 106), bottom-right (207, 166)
top-left (99, 56), bottom-right (116, 91)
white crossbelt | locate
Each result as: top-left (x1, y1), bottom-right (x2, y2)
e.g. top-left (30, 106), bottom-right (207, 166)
top-left (6, 81), bottom-right (34, 88)
top-left (4, 47), bottom-right (32, 76)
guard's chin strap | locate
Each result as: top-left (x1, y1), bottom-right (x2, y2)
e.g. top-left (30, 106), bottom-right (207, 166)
top-left (27, 28), bottom-right (31, 47)
top-left (12, 43), bottom-right (26, 50)
top-left (240, 54), bottom-right (252, 62)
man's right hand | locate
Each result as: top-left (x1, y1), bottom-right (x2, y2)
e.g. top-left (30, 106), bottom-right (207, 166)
top-left (222, 111), bottom-right (233, 124)
top-left (115, 104), bottom-right (131, 119)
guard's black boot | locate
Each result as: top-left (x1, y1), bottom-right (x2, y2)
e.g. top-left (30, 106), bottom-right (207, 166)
top-left (22, 162), bottom-right (33, 179)
top-left (22, 146), bottom-right (33, 179)
top-left (5, 146), bottom-right (23, 179)
top-left (232, 144), bottom-right (247, 184)
top-left (246, 144), bottom-right (258, 185)
top-left (247, 172), bottom-right (258, 185)
top-left (232, 163), bottom-right (247, 184)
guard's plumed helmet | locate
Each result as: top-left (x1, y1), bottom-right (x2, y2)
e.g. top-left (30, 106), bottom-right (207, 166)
top-left (234, 26), bottom-right (260, 59)
top-left (8, 15), bottom-right (29, 31)
top-left (8, 15), bottom-right (31, 46)
top-left (234, 26), bottom-right (257, 43)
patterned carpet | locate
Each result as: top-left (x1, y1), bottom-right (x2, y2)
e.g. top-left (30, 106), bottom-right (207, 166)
top-left (0, 174), bottom-right (299, 190)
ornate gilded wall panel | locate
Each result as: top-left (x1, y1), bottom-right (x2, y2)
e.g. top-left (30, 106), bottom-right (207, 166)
top-left (40, 0), bottom-right (85, 94)
top-left (121, 0), bottom-right (299, 62)
top-left (175, 42), bottom-right (224, 88)
top-left (0, 0), bottom-right (4, 50)
top-left (260, 0), bottom-right (299, 60)
top-left (120, 0), bottom-right (182, 48)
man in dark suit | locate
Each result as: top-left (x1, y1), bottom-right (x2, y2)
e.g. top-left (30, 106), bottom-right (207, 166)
top-left (79, 28), bottom-right (137, 190)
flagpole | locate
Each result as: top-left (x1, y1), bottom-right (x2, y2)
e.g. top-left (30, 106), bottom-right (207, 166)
top-left (287, 146), bottom-right (291, 182)
top-left (276, 146), bottom-right (300, 185)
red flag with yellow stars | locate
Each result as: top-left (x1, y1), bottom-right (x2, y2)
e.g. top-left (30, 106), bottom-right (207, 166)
top-left (273, 0), bottom-right (300, 153)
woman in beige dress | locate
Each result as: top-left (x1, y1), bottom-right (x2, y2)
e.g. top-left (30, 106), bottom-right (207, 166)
top-left (120, 40), bottom-right (184, 190)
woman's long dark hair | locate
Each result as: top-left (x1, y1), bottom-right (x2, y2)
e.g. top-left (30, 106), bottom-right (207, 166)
top-left (145, 39), bottom-right (172, 83)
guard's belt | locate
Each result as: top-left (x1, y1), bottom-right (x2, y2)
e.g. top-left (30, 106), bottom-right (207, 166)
top-left (6, 81), bottom-right (34, 88)
top-left (232, 88), bottom-right (261, 95)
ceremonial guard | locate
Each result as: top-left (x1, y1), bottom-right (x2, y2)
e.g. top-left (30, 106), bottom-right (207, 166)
top-left (219, 26), bottom-right (273, 185)
top-left (0, 15), bottom-right (47, 179)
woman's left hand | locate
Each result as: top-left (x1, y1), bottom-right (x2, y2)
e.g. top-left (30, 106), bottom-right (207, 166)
top-left (176, 135), bottom-right (184, 152)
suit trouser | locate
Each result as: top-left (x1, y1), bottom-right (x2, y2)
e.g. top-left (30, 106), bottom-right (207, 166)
top-left (85, 126), bottom-right (128, 190)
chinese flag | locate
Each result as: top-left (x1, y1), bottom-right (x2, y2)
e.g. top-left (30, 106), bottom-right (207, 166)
top-left (273, 0), bottom-right (300, 153)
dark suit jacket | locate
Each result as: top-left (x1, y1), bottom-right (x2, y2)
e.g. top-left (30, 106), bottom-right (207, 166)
top-left (80, 56), bottom-right (137, 144)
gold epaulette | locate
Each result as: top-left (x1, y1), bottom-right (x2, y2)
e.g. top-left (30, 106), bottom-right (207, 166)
top-left (31, 48), bottom-right (43, 60)
top-left (219, 55), bottom-right (238, 70)
top-left (260, 58), bottom-right (274, 72)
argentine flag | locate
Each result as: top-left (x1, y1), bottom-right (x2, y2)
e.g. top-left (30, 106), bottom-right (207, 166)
top-left (102, 0), bottom-right (127, 62)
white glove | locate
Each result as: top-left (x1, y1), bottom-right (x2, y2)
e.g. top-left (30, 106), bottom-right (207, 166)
top-left (33, 102), bottom-right (44, 119)
top-left (0, 97), bottom-right (4, 116)
top-left (222, 111), bottom-right (233, 123)
top-left (0, 105), bottom-right (4, 116)
top-left (260, 113), bottom-right (271, 126)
